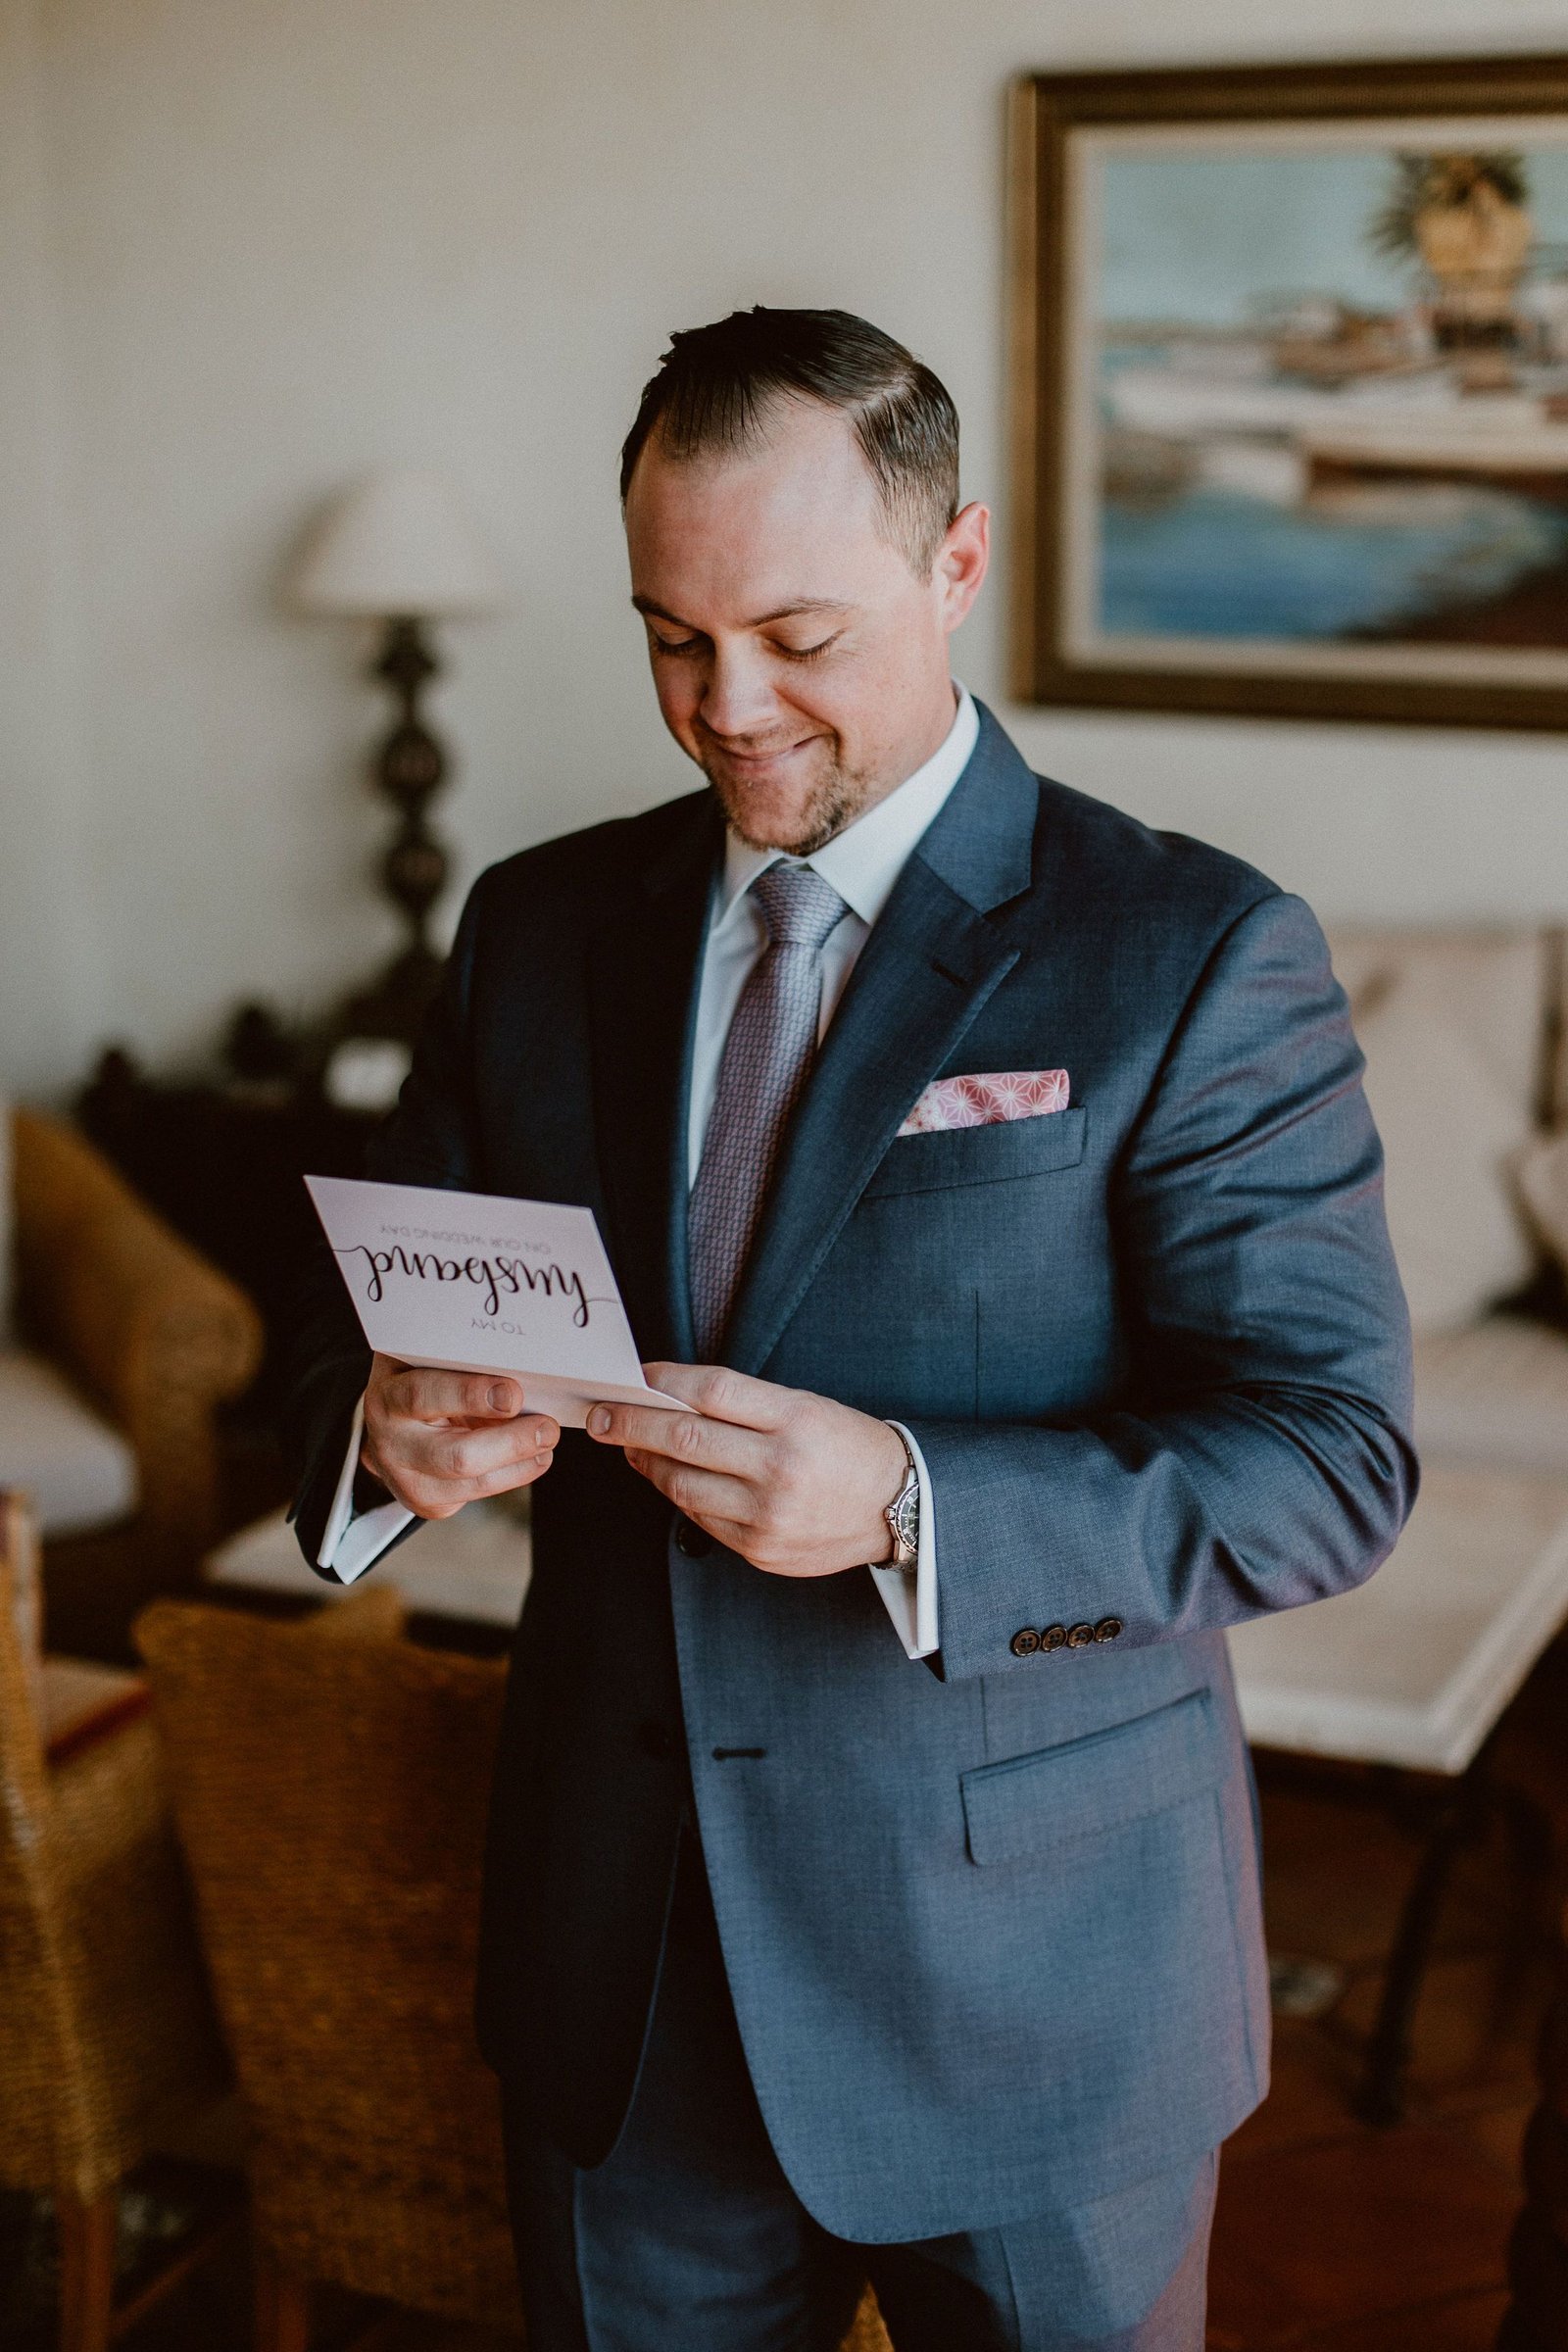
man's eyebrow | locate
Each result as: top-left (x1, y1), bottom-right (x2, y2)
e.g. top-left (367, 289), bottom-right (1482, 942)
top-left (631, 596), bottom-right (853, 628)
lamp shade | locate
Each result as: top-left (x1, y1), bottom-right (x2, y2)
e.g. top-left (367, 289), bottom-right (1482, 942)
top-left (291, 468), bottom-right (506, 619)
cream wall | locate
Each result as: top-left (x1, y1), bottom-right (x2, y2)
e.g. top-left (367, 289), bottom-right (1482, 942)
top-left (0, 0), bottom-right (100, 1087)
top-left (4, 0), bottom-right (1567, 1093)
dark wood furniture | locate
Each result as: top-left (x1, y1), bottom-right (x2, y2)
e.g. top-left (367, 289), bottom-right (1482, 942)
top-left (77, 1048), bottom-right (380, 1425)
top-left (1502, 1918), bottom-right (1568, 2347)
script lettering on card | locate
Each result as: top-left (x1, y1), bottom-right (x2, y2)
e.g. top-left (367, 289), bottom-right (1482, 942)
top-left (340, 1240), bottom-right (609, 1327)
top-left (304, 1175), bottom-right (682, 1428)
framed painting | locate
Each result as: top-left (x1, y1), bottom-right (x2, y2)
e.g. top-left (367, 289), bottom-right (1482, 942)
top-left (1010, 54), bottom-right (1568, 727)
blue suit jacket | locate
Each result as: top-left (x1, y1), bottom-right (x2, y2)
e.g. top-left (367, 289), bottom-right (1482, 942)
top-left (285, 707), bottom-right (1415, 2243)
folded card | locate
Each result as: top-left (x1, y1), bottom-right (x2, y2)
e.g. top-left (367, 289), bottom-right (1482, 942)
top-left (305, 1173), bottom-right (681, 1428)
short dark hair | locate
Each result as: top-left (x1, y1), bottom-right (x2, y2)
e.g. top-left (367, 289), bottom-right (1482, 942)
top-left (619, 307), bottom-right (959, 573)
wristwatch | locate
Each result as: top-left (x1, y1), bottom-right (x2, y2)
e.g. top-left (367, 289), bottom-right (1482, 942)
top-left (882, 1426), bottom-right (921, 1572)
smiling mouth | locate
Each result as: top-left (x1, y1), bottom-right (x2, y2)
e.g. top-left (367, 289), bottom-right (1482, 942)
top-left (709, 736), bottom-right (819, 772)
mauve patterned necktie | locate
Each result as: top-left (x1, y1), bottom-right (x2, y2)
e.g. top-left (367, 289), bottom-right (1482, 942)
top-left (689, 861), bottom-right (850, 1359)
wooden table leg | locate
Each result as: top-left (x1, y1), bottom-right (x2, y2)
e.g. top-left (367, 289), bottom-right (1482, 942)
top-left (1359, 1743), bottom-right (1557, 2130)
top-left (1356, 1758), bottom-right (1492, 2125)
top-left (56, 2191), bottom-right (117, 2352)
top-left (254, 2244), bottom-right (312, 2352)
top-left (1498, 1916), bottom-right (1568, 2348)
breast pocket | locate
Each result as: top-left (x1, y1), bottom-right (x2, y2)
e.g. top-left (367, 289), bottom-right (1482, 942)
top-left (862, 1106), bottom-right (1088, 1200)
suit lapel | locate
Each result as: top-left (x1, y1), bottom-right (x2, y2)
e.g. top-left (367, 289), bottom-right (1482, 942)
top-left (721, 707), bottom-right (1041, 1378)
top-left (587, 794), bottom-right (718, 1366)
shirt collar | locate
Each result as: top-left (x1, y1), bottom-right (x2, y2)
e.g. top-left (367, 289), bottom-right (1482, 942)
top-left (714, 686), bottom-right (979, 933)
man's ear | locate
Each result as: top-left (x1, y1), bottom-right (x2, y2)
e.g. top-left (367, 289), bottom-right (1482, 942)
top-left (937, 503), bottom-right (990, 632)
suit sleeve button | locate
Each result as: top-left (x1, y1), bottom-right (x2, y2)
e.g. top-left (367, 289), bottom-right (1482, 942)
top-left (1009, 1628), bottom-right (1041, 1657)
top-left (1066, 1623), bottom-right (1095, 1648)
top-left (674, 1517), bottom-right (714, 1559)
top-left (1040, 1625), bottom-right (1067, 1651)
top-left (1094, 1617), bottom-right (1123, 1643)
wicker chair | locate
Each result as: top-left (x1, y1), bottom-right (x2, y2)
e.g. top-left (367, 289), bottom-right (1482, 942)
top-left (136, 1592), bottom-right (893, 2352)
top-left (845, 2290), bottom-right (895, 2350)
top-left (12, 1107), bottom-right (264, 1661)
top-left (0, 1489), bottom-right (232, 2352)
top-left (135, 1594), bottom-right (522, 2345)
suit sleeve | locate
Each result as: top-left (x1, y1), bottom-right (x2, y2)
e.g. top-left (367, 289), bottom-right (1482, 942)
top-left (279, 879), bottom-right (489, 1576)
top-left (904, 890), bottom-right (1417, 1685)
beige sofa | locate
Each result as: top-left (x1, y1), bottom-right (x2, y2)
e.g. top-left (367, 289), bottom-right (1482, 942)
top-left (1327, 925), bottom-right (1568, 1482)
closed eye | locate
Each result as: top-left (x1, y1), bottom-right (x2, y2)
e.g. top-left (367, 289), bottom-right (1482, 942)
top-left (650, 633), bottom-right (702, 656)
top-left (777, 634), bottom-right (841, 662)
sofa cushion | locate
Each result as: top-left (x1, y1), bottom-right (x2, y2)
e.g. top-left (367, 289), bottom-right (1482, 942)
top-left (1349, 951), bottom-right (1538, 1333)
top-left (1413, 1312), bottom-right (1568, 1479)
top-left (1326, 927), bottom-right (1548, 1131)
top-left (0, 1349), bottom-right (138, 1536)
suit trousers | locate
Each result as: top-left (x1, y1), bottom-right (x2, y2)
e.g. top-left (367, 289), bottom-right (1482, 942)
top-left (500, 1824), bottom-right (1217, 2352)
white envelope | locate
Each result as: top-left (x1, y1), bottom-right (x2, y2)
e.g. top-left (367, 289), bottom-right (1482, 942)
top-left (305, 1173), bottom-right (682, 1428)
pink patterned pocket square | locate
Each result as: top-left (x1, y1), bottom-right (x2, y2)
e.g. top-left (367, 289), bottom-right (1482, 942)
top-left (898, 1069), bottom-right (1069, 1137)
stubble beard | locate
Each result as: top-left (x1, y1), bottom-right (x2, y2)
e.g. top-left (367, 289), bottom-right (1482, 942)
top-left (702, 739), bottom-right (878, 858)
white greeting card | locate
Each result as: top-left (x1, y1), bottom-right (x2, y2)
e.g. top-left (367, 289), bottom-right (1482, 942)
top-left (305, 1173), bottom-right (681, 1428)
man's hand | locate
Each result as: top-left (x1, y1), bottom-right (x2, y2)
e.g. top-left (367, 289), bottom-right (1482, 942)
top-left (586, 1363), bottom-right (906, 1578)
top-left (361, 1352), bottom-right (561, 1521)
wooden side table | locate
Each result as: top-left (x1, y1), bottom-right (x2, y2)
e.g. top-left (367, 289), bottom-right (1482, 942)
top-left (1228, 1461), bottom-right (1568, 2124)
top-left (204, 1498), bottom-right (531, 1654)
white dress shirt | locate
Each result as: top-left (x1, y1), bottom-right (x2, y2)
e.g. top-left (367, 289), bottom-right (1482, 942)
top-left (318, 686), bottom-right (980, 1661)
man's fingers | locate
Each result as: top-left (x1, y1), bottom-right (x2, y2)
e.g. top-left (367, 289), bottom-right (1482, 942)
top-left (640, 1362), bottom-right (792, 1430)
top-left (586, 1397), bottom-right (765, 1477)
top-left (376, 1358), bottom-right (526, 1426)
top-left (364, 1405), bottom-right (559, 1496)
top-left (584, 1400), bottom-right (687, 1454)
top-left (382, 1445), bottom-right (560, 1521)
top-left (418, 1411), bottom-right (560, 1482)
top-left (621, 1451), bottom-right (757, 1528)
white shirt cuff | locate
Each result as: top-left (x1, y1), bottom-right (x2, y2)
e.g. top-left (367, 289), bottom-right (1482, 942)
top-left (868, 1420), bottom-right (938, 1660)
top-left (318, 1395), bottom-right (416, 1584)
top-left (321, 1400), bottom-right (935, 1643)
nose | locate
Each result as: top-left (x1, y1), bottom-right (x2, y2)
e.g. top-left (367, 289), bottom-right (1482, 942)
top-left (700, 642), bottom-right (781, 743)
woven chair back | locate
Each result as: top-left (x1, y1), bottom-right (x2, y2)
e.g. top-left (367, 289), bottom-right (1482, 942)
top-left (0, 1488), bottom-right (82, 2189)
top-left (135, 1598), bottom-right (519, 2330)
top-left (1, 1493), bottom-right (224, 2205)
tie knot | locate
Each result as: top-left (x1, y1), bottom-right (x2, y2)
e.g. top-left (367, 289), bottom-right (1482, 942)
top-left (750, 861), bottom-right (848, 953)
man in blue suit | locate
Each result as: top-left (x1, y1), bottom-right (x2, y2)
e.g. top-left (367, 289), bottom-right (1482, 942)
top-left (285, 308), bottom-right (1415, 2350)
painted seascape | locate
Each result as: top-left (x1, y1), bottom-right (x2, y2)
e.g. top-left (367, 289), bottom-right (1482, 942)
top-left (1083, 136), bottom-right (1568, 663)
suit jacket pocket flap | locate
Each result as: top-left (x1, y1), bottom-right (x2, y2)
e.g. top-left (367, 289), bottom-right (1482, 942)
top-left (960, 1689), bottom-right (1223, 1867)
top-left (864, 1105), bottom-right (1088, 1200)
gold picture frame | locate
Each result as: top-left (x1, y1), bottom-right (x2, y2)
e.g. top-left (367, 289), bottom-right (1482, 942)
top-left (1011, 53), bottom-right (1568, 728)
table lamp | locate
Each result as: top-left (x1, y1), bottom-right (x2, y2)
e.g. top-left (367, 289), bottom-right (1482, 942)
top-left (292, 467), bottom-right (506, 1051)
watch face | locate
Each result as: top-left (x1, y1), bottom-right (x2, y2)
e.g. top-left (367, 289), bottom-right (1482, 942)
top-left (891, 1485), bottom-right (920, 1553)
